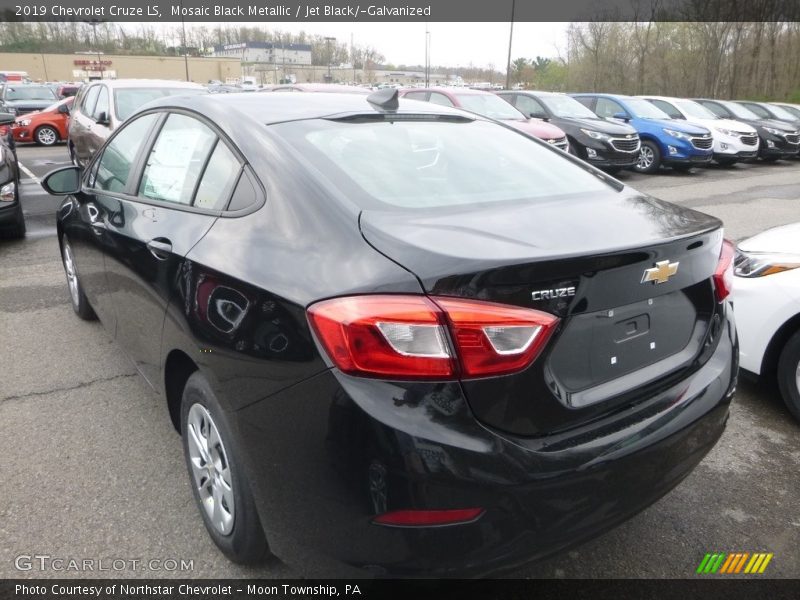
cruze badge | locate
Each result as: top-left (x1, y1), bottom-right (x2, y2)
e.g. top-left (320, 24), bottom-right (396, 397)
top-left (642, 260), bottom-right (679, 284)
top-left (532, 286), bottom-right (576, 301)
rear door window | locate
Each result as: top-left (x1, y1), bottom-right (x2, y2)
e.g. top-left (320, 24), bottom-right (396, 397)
top-left (138, 114), bottom-right (217, 205)
top-left (93, 87), bottom-right (109, 120)
top-left (81, 85), bottom-right (100, 116)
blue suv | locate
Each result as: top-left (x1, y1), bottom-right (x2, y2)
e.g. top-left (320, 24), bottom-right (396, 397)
top-left (572, 93), bottom-right (713, 174)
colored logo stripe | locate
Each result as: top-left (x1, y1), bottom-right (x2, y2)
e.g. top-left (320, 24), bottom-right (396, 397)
top-left (697, 552), bottom-right (773, 574)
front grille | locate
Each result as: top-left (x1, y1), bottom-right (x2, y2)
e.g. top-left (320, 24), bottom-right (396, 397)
top-left (786, 133), bottom-right (799, 145)
top-left (610, 136), bottom-right (640, 152)
top-left (739, 134), bottom-right (758, 146)
top-left (691, 135), bottom-right (713, 150)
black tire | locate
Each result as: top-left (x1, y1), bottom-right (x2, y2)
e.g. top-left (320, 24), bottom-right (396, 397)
top-left (776, 330), bottom-right (800, 423)
top-left (634, 140), bottom-right (661, 174)
top-left (34, 125), bottom-right (59, 146)
top-left (60, 236), bottom-right (96, 320)
top-left (180, 371), bottom-right (269, 564)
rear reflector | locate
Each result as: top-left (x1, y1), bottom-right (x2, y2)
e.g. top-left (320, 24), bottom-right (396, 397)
top-left (308, 295), bottom-right (559, 380)
top-left (714, 240), bottom-right (735, 302)
top-left (372, 508), bottom-right (484, 527)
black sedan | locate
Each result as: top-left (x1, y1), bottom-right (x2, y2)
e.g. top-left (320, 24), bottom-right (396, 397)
top-left (496, 90), bottom-right (641, 172)
top-left (0, 111), bottom-right (24, 238)
top-left (42, 90), bottom-right (737, 576)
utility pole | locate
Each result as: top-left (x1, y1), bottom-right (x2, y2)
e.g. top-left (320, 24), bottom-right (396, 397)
top-left (85, 21), bottom-right (103, 80)
top-left (424, 24), bottom-right (429, 87)
top-left (351, 33), bottom-right (355, 84)
top-left (324, 36), bottom-right (336, 82)
top-left (505, 0), bottom-right (516, 90)
top-left (179, 0), bottom-right (190, 81)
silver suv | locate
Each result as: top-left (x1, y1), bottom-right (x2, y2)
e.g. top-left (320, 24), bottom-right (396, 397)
top-left (68, 79), bottom-right (205, 167)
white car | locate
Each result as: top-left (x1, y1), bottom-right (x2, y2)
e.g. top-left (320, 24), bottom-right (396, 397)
top-left (734, 222), bottom-right (800, 422)
top-left (640, 95), bottom-right (760, 165)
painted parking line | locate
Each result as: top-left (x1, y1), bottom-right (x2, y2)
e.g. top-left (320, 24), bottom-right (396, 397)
top-left (18, 161), bottom-right (40, 183)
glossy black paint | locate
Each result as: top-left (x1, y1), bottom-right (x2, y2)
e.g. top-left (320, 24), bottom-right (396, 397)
top-left (497, 91), bottom-right (641, 168)
top-left (693, 99), bottom-right (800, 159)
top-left (54, 92), bottom-right (737, 577)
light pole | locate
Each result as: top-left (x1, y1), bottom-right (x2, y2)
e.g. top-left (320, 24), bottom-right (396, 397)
top-left (424, 25), bottom-right (430, 87)
top-left (86, 20), bottom-right (103, 80)
top-left (179, 0), bottom-right (190, 81)
top-left (324, 36), bottom-right (336, 82)
top-left (505, 0), bottom-right (516, 90)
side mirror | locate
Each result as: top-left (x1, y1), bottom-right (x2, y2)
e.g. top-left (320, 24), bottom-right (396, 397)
top-left (95, 111), bottom-right (109, 125)
top-left (0, 112), bottom-right (15, 126)
top-left (612, 112), bottom-right (630, 121)
top-left (42, 166), bottom-right (82, 196)
top-left (58, 104), bottom-right (70, 115)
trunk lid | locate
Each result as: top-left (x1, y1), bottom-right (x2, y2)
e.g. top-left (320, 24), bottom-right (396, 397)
top-left (360, 190), bottom-right (724, 436)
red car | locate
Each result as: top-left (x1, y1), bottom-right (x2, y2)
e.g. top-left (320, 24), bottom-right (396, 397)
top-left (12, 96), bottom-right (72, 146)
top-left (399, 87), bottom-right (569, 150)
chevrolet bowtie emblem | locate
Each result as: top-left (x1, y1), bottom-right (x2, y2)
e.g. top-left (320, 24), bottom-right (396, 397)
top-left (642, 260), bottom-right (679, 284)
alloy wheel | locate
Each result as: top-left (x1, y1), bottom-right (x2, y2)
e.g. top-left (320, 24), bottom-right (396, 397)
top-left (186, 403), bottom-right (236, 535)
top-left (36, 127), bottom-right (57, 146)
top-left (62, 240), bottom-right (80, 307)
top-left (637, 146), bottom-right (655, 170)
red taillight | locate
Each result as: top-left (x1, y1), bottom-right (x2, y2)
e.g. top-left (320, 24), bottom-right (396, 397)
top-left (714, 240), bottom-right (735, 302)
top-left (372, 508), bottom-right (484, 527)
top-left (433, 297), bottom-right (558, 377)
top-left (307, 295), bottom-right (559, 380)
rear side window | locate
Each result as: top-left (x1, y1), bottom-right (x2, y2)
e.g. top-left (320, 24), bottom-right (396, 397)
top-left (92, 113), bottom-right (159, 193)
top-left (273, 118), bottom-right (614, 210)
top-left (194, 143), bottom-right (241, 210)
top-left (138, 114), bottom-right (217, 205)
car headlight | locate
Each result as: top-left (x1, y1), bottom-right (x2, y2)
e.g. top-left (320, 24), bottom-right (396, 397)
top-left (663, 128), bottom-right (691, 140)
top-left (714, 127), bottom-right (733, 136)
top-left (15, 119), bottom-right (30, 127)
top-left (734, 248), bottom-right (800, 278)
top-left (763, 127), bottom-right (784, 136)
top-left (0, 180), bottom-right (15, 202)
top-left (580, 128), bottom-right (610, 141)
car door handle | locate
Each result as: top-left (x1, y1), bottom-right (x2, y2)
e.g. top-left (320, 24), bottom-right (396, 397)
top-left (146, 238), bottom-right (172, 260)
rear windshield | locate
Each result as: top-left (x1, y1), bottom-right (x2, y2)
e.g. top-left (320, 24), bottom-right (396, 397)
top-left (3, 86), bottom-right (57, 101)
top-left (114, 87), bottom-right (205, 121)
top-left (272, 117), bottom-right (615, 211)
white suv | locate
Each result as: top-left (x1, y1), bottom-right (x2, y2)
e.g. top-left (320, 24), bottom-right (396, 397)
top-left (640, 95), bottom-right (759, 166)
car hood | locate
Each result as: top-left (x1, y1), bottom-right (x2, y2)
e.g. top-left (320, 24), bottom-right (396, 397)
top-left (504, 118), bottom-right (566, 139)
top-left (642, 118), bottom-right (710, 135)
top-left (744, 117), bottom-right (798, 132)
top-left (709, 118), bottom-right (758, 134)
top-left (738, 222), bottom-right (800, 254)
top-left (557, 116), bottom-right (637, 135)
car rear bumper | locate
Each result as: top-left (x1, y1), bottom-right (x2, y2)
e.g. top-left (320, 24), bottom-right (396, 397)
top-left (233, 304), bottom-right (737, 577)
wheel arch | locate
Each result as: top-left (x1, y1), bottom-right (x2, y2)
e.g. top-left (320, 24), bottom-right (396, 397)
top-left (164, 349), bottom-right (199, 433)
top-left (760, 313), bottom-right (800, 381)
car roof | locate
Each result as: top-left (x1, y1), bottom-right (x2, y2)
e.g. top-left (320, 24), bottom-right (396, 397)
top-left (88, 79), bottom-right (205, 89)
top-left (141, 91), bottom-right (474, 125)
top-left (272, 83), bottom-right (368, 94)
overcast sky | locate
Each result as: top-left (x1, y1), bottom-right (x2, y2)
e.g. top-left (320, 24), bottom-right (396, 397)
top-left (181, 22), bottom-right (570, 69)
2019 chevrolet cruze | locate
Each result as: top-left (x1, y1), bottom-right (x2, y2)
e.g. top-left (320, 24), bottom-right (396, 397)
top-left (42, 90), bottom-right (738, 577)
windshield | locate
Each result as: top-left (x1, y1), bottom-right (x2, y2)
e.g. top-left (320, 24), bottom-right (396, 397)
top-left (720, 101), bottom-right (759, 120)
top-left (675, 100), bottom-right (719, 120)
top-left (3, 86), bottom-right (57, 101)
top-left (114, 87), bottom-right (206, 121)
top-left (540, 95), bottom-right (597, 118)
top-left (454, 94), bottom-right (526, 120)
top-left (767, 104), bottom-right (798, 121)
top-left (626, 98), bottom-right (670, 119)
top-left (273, 118), bottom-right (614, 211)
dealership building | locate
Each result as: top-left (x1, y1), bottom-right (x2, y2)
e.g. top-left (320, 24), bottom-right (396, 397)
top-left (211, 42), bottom-right (313, 66)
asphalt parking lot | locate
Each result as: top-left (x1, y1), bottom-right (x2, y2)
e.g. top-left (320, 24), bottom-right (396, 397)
top-left (1, 144), bottom-right (799, 579)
